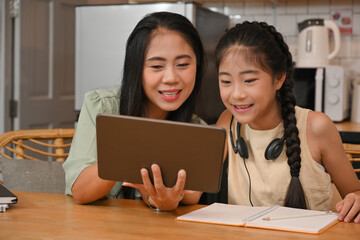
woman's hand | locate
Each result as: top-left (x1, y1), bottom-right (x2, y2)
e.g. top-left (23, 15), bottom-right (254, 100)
top-left (336, 190), bottom-right (360, 223)
top-left (123, 164), bottom-right (186, 211)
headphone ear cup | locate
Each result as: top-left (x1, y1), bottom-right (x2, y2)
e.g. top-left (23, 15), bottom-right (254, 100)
top-left (237, 136), bottom-right (249, 159)
top-left (265, 136), bottom-right (285, 160)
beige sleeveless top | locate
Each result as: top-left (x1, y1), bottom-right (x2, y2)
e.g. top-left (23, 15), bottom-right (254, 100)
top-left (228, 106), bottom-right (332, 210)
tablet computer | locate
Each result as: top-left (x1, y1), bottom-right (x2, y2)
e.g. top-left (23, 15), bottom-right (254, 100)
top-left (96, 114), bottom-right (226, 193)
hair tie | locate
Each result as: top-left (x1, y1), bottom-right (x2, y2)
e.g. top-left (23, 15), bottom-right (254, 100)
top-left (290, 168), bottom-right (300, 177)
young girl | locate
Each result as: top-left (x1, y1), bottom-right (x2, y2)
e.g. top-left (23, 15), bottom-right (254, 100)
top-left (63, 12), bottom-right (205, 211)
top-left (214, 21), bottom-right (360, 223)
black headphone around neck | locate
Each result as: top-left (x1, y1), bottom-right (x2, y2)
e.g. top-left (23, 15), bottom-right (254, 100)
top-left (229, 116), bottom-right (285, 160)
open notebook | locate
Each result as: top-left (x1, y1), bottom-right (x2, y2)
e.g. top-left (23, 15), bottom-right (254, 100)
top-left (176, 203), bottom-right (339, 234)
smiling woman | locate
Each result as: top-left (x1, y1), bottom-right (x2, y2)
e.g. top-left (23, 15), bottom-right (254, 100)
top-left (142, 29), bottom-right (197, 119)
top-left (62, 12), bottom-right (206, 211)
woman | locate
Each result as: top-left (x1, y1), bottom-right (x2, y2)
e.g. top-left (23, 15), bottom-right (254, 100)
top-left (63, 12), bottom-right (205, 211)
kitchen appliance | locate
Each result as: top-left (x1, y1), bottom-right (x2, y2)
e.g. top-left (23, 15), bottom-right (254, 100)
top-left (297, 19), bottom-right (341, 67)
top-left (293, 66), bottom-right (350, 122)
top-left (75, 2), bottom-right (228, 124)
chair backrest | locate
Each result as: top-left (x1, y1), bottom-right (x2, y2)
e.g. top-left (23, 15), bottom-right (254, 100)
top-left (0, 128), bottom-right (75, 185)
top-left (331, 131), bottom-right (360, 211)
top-left (0, 128), bottom-right (75, 162)
top-left (0, 157), bottom-right (66, 194)
top-left (340, 131), bottom-right (360, 178)
top-left (343, 143), bottom-right (360, 178)
top-left (331, 143), bottom-right (360, 211)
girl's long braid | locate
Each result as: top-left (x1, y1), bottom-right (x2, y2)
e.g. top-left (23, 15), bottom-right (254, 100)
top-left (260, 22), bottom-right (307, 209)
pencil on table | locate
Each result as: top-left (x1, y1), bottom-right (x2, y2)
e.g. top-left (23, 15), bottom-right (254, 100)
top-left (262, 211), bottom-right (333, 221)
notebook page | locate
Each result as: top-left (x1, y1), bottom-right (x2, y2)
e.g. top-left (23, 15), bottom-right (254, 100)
top-left (176, 203), bottom-right (269, 226)
top-left (246, 206), bottom-right (339, 234)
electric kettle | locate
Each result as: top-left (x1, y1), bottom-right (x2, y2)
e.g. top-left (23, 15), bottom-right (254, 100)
top-left (296, 18), bottom-right (341, 67)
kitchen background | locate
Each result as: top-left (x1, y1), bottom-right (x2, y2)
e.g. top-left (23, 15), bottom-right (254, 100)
top-left (198, 0), bottom-right (360, 80)
top-left (0, 0), bottom-right (359, 133)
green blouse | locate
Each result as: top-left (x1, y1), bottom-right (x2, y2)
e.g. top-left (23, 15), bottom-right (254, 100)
top-left (62, 87), bottom-right (206, 198)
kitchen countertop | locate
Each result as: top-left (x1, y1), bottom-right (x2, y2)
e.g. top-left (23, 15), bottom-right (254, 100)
top-left (334, 121), bottom-right (360, 132)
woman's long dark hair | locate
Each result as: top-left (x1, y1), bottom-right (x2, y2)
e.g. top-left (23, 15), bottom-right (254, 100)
top-left (119, 12), bottom-right (205, 122)
top-left (215, 22), bottom-right (306, 209)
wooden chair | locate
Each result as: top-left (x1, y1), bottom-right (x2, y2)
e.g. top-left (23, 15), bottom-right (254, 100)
top-left (0, 128), bottom-right (75, 162)
top-left (343, 143), bottom-right (360, 177)
top-left (0, 128), bottom-right (75, 186)
top-left (340, 131), bottom-right (360, 178)
top-left (331, 132), bottom-right (360, 211)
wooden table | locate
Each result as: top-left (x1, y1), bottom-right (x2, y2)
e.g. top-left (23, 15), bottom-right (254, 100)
top-left (0, 192), bottom-right (359, 239)
top-left (334, 121), bottom-right (360, 132)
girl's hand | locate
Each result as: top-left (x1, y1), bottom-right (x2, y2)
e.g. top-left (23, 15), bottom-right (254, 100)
top-left (123, 164), bottom-right (186, 211)
top-left (335, 190), bottom-right (360, 223)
